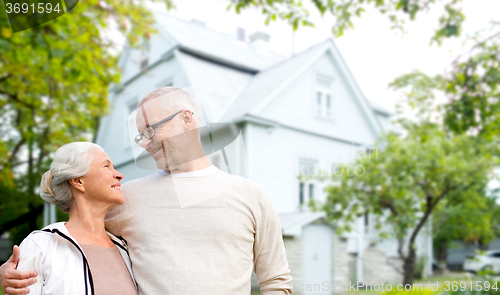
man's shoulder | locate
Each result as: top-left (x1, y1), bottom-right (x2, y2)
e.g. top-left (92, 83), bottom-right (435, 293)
top-left (122, 171), bottom-right (161, 190)
top-left (218, 171), bottom-right (268, 197)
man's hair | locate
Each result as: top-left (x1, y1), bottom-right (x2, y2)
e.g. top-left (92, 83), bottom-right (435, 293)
top-left (138, 87), bottom-right (202, 125)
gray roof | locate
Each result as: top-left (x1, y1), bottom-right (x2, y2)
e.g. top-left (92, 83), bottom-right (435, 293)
top-left (279, 211), bottom-right (329, 236)
top-left (216, 40), bottom-right (328, 122)
top-left (176, 50), bottom-right (252, 122)
top-left (369, 99), bottom-right (394, 116)
top-left (154, 11), bottom-right (286, 72)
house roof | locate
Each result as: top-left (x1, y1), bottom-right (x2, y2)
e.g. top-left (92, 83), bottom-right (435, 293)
top-left (279, 211), bottom-right (329, 236)
top-left (215, 40), bottom-right (328, 123)
top-left (175, 50), bottom-right (253, 123)
top-left (153, 11), bottom-right (286, 72)
top-left (369, 99), bottom-right (394, 116)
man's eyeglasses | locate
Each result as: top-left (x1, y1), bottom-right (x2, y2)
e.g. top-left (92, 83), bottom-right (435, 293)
top-left (134, 110), bottom-right (193, 146)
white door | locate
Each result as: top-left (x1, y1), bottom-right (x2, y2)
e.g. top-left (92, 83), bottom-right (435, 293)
top-left (302, 224), bottom-right (333, 295)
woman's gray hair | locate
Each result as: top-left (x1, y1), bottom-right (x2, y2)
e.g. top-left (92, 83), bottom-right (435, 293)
top-left (40, 142), bottom-right (104, 213)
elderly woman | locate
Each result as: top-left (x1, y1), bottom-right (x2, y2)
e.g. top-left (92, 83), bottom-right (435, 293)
top-left (14, 142), bottom-right (137, 295)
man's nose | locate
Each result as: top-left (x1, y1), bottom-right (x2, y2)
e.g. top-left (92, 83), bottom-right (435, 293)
top-left (141, 137), bottom-right (152, 149)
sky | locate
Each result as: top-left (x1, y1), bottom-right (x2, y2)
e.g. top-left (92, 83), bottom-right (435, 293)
top-left (148, 0), bottom-right (500, 112)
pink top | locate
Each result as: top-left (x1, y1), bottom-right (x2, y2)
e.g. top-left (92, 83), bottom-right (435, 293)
top-left (80, 244), bottom-right (137, 295)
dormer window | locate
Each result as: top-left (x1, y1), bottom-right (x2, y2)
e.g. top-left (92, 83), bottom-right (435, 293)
top-left (315, 75), bottom-right (334, 119)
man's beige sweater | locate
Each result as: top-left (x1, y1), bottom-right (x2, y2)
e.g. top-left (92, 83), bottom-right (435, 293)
top-left (105, 166), bottom-right (292, 295)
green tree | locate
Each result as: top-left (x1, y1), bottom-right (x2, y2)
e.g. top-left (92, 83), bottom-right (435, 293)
top-left (0, 0), bottom-right (171, 242)
top-left (390, 22), bottom-right (500, 139)
top-left (432, 197), bottom-right (495, 267)
top-left (227, 0), bottom-right (466, 43)
top-left (317, 121), bottom-right (497, 285)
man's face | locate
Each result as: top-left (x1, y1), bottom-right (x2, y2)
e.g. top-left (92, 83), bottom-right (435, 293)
top-left (135, 99), bottom-right (190, 170)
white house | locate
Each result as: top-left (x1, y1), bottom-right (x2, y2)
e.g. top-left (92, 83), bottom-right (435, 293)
top-left (96, 11), bottom-right (432, 294)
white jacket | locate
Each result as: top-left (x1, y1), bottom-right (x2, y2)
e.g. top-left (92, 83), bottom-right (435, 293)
top-left (17, 222), bottom-right (136, 295)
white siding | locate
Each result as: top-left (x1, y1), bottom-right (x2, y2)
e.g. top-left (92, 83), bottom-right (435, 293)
top-left (260, 53), bottom-right (377, 146)
top-left (246, 122), bottom-right (371, 213)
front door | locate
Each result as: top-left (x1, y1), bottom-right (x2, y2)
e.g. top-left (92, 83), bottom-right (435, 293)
top-left (302, 223), bottom-right (333, 294)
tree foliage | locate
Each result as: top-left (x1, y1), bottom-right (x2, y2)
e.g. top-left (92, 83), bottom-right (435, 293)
top-left (317, 120), bottom-right (497, 285)
top-left (227, 0), bottom-right (465, 43)
top-left (432, 196), bottom-right (497, 264)
top-left (391, 23), bottom-right (500, 140)
top-left (0, 0), bottom-right (170, 241)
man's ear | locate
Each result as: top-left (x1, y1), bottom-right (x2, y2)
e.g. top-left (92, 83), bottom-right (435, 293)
top-left (68, 177), bottom-right (85, 193)
top-left (182, 110), bottom-right (194, 130)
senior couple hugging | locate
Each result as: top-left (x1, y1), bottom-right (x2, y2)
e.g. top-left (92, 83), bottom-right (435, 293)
top-left (0, 87), bottom-right (292, 295)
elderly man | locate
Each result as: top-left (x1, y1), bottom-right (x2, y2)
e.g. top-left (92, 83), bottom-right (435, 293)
top-left (0, 87), bottom-right (292, 295)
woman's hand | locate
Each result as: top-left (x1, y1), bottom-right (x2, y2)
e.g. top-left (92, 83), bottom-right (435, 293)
top-left (0, 246), bottom-right (37, 295)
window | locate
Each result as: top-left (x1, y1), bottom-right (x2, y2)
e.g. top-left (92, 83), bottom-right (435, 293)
top-left (315, 75), bottom-right (334, 119)
top-left (298, 160), bottom-right (318, 205)
top-left (299, 182), bottom-right (305, 205)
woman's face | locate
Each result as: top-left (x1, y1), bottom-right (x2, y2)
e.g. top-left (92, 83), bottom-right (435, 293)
top-left (81, 149), bottom-right (124, 207)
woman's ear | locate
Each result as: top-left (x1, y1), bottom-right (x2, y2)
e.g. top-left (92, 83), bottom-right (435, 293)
top-left (69, 177), bottom-right (85, 193)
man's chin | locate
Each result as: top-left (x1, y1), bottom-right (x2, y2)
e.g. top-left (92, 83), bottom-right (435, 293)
top-left (155, 160), bottom-right (168, 171)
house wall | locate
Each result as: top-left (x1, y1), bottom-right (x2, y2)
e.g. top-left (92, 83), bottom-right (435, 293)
top-left (332, 234), bottom-right (350, 294)
top-left (245, 121), bottom-right (373, 213)
top-left (260, 53), bottom-right (378, 146)
top-left (286, 236), bottom-right (303, 292)
top-left (363, 247), bottom-right (403, 285)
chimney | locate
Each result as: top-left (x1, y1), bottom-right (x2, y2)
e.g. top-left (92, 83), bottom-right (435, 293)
top-left (249, 31), bottom-right (270, 54)
top-left (190, 19), bottom-right (206, 27)
top-left (237, 27), bottom-right (246, 42)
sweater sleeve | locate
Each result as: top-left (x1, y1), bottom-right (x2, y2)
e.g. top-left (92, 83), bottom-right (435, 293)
top-left (17, 237), bottom-right (44, 295)
top-left (253, 189), bottom-right (292, 295)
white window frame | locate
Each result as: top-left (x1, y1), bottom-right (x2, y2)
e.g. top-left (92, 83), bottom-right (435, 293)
top-left (315, 74), bottom-right (335, 121)
top-left (298, 159), bottom-right (319, 207)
